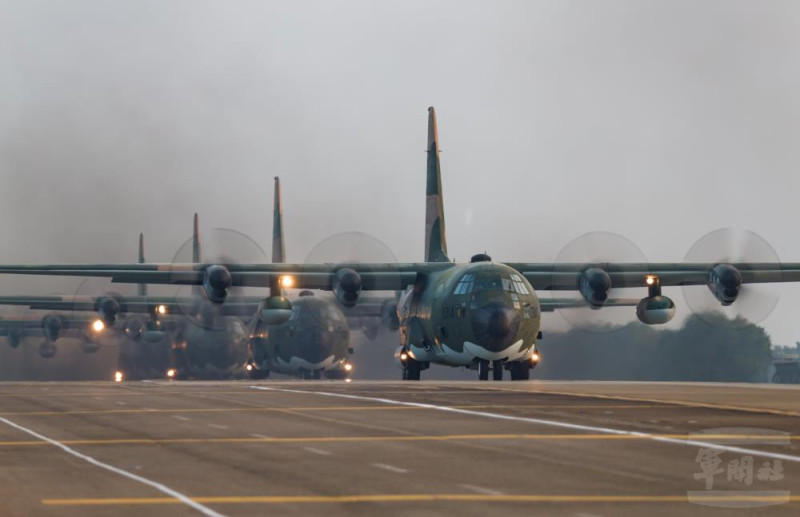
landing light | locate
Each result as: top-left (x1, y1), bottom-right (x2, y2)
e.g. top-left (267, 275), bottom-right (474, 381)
top-left (400, 353), bottom-right (408, 362)
top-left (92, 319), bottom-right (105, 332)
top-left (645, 275), bottom-right (656, 286)
top-left (279, 275), bottom-right (294, 288)
top-left (245, 363), bottom-right (254, 372)
top-left (344, 363), bottom-right (353, 372)
top-left (114, 371), bottom-right (124, 383)
top-left (531, 352), bottom-right (540, 363)
top-left (157, 304), bottom-right (167, 315)
top-left (166, 368), bottom-right (176, 379)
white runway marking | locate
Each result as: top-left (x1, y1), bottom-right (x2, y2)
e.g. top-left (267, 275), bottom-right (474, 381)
top-left (116, 401), bottom-right (127, 406)
top-left (251, 386), bottom-right (800, 464)
top-left (0, 416), bottom-right (225, 517)
top-left (173, 415), bottom-right (191, 421)
top-left (207, 424), bottom-right (228, 430)
top-left (303, 447), bottom-right (332, 456)
top-left (371, 463), bottom-right (409, 474)
top-left (250, 433), bottom-right (270, 439)
top-left (459, 484), bottom-right (503, 495)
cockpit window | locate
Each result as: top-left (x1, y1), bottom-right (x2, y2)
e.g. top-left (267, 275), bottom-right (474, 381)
top-left (474, 277), bottom-right (504, 291)
top-left (454, 274), bottom-right (475, 295)
top-left (511, 274), bottom-right (530, 294)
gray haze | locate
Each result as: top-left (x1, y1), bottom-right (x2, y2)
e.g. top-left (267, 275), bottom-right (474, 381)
top-left (2, 0), bottom-right (800, 355)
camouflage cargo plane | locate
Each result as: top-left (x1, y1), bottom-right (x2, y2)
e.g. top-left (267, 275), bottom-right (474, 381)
top-left (0, 179), bottom-right (383, 380)
top-left (1, 107), bottom-right (795, 381)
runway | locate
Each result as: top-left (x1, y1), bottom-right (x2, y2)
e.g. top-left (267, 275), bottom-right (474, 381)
top-left (0, 380), bottom-right (799, 516)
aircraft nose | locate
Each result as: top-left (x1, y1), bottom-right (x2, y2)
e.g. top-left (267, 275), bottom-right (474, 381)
top-left (471, 303), bottom-right (520, 352)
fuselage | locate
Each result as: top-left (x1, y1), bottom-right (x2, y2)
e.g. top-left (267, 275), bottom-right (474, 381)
top-left (398, 262), bottom-right (541, 366)
top-left (250, 295), bottom-right (350, 377)
top-left (170, 312), bottom-right (249, 379)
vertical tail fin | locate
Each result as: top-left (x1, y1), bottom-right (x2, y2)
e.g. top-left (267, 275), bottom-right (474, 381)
top-left (137, 233), bottom-right (148, 296)
top-left (191, 213), bottom-right (202, 296)
top-left (272, 176), bottom-right (286, 264)
top-left (425, 106), bottom-right (450, 262)
top-left (192, 212), bottom-right (201, 263)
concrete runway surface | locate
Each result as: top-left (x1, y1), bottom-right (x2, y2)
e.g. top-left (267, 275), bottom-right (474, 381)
top-left (0, 380), bottom-right (799, 516)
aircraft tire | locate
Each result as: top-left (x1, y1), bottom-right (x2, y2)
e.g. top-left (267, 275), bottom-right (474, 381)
top-left (509, 361), bottom-right (530, 381)
top-left (403, 359), bottom-right (421, 381)
top-left (478, 360), bottom-right (489, 381)
top-left (492, 360), bottom-right (503, 381)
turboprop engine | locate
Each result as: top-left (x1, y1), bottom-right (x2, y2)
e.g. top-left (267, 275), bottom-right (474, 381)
top-left (41, 314), bottom-right (63, 342)
top-left (95, 296), bottom-right (121, 325)
top-left (579, 268), bottom-right (611, 308)
top-left (708, 264), bottom-right (741, 306)
top-left (333, 268), bottom-right (362, 307)
top-left (203, 265), bottom-right (232, 303)
top-left (7, 329), bottom-right (24, 349)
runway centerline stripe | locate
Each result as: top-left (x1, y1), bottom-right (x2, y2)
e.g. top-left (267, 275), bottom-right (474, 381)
top-left (250, 386), bottom-right (800, 464)
top-left (0, 417), bottom-right (225, 517)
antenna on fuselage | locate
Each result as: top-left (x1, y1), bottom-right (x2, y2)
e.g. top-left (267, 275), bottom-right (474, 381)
top-left (425, 106), bottom-right (450, 263)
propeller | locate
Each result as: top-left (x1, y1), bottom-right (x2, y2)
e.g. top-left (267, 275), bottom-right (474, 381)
top-left (550, 231), bottom-right (648, 333)
top-left (303, 231), bottom-right (400, 344)
top-left (169, 226), bottom-right (268, 330)
top-left (70, 277), bottom-right (126, 349)
top-left (682, 228), bottom-right (780, 329)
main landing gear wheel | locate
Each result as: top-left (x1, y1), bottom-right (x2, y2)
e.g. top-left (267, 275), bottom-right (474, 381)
top-left (509, 361), bottom-right (531, 381)
top-left (492, 360), bottom-right (503, 381)
top-left (403, 358), bottom-right (421, 381)
top-left (248, 368), bottom-right (269, 380)
top-left (478, 360), bottom-right (489, 381)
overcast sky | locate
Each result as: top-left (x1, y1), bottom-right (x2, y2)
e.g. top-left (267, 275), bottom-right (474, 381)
top-left (1, 1), bottom-right (800, 345)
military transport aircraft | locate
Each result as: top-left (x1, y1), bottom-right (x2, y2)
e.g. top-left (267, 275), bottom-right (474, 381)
top-left (1, 107), bottom-right (791, 381)
top-left (0, 178), bottom-right (377, 380)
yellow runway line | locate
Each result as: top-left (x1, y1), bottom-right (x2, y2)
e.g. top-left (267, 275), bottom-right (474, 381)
top-left (3, 432), bottom-right (799, 447)
top-left (0, 403), bottom-right (662, 417)
top-left (481, 386), bottom-right (800, 418)
top-left (42, 493), bottom-right (800, 506)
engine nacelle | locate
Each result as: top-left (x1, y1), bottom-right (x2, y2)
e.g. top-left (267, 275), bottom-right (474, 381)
top-left (579, 268), bottom-right (611, 308)
top-left (333, 268), bottom-right (362, 307)
top-left (381, 299), bottom-right (400, 331)
top-left (41, 314), bottom-right (63, 342)
top-left (636, 295), bottom-right (676, 325)
top-left (362, 318), bottom-right (381, 340)
top-left (95, 296), bottom-right (121, 325)
top-left (203, 265), bottom-right (232, 304)
top-left (38, 341), bottom-right (56, 358)
top-left (259, 296), bottom-right (293, 325)
top-left (7, 329), bottom-right (24, 349)
top-left (81, 338), bottom-right (101, 354)
top-left (708, 264), bottom-right (741, 306)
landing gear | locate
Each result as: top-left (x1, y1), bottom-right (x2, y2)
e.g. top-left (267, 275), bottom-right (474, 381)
top-left (246, 360), bottom-right (269, 379)
top-left (492, 360), bottom-right (503, 381)
top-left (508, 361), bottom-right (530, 381)
top-left (478, 360), bottom-right (489, 381)
top-left (403, 358), bottom-right (422, 381)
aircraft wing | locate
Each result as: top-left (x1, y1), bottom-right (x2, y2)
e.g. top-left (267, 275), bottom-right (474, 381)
top-left (0, 262), bottom-right (799, 290)
top-left (0, 295), bottom-right (264, 316)
top-left (539, 297), bottom-right (641, 312)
